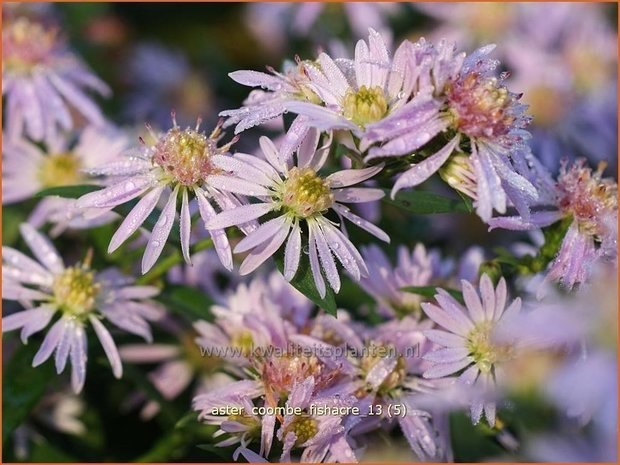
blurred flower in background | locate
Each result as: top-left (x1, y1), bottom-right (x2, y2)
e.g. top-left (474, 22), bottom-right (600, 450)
top-left (416, 2), bottom-right (618, 174)
top-left (244, 2), bottom-right (400, 55)
top-left (122, 42), bottom-right (213, 129)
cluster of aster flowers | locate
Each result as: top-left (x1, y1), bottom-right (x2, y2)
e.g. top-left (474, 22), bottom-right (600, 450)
top-left (2, 5), bottom-right (617, 463)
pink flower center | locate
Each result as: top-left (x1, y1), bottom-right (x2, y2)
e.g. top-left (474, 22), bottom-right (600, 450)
top-left (3, 18), bottom-right (59, 74)
top-left (557, 161), bottom-right (617, 237)
top-left (447, 73), bottom-right (518, 139)
top-left (152, 126), bottom-right (218, 186)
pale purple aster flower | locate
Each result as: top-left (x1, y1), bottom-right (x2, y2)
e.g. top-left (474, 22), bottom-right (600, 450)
top-left (362, 39), bottom-right (541, 223)
top-left (193, 348), bottom-right (341, 458)
top-left (3, 15), bottom-right (110, 143)
top-left (205, 130), bottom-right (388, 297)
top-left (421, 274), bottom-right (522, 426)
top-left (504, 3), bottom-right (617, 173)
top-left (193, 275), bottom-right (302, 368)
top-left (290, 314), bottom-right (451, 460)
top-left (193, 380), bottom-right (264, 449)
top-left (219, 57), bottom-right (319, 160)
top-left (2, 224), bottom-right (163, 393)
top-left (3, 125), bottom-right (130, 234)
top-left (283, 29), bottom-right (416, 140)
top-left (490, 159), bottom-right (617, 293)
top-left (368, 317), bottom-right (453, 460)
top-left (75, 115), bottom-right (247, 274)
top-left (277, 376), bottom-right (358, 463)
top-left (359, 243), bottom-right (443, 318)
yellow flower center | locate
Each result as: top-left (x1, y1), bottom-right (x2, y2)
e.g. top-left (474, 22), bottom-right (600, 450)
top-left (286, 415), bottom-right (318, 446)
top-left (39, 153), bottom-right (84, 188)
top-left (439, 153), bottom-right (477, 199)
top-left (231, 330), bottom-right (255, 357)
top-left (466, 321), bottom-right (514, 373)
top-left (152, 126), bottom-right (217, 186)
top-left (280, 167), bottom-right (333, 218)
top-left (343, 85), bottom-right (388, 127)
top-left (52, 266), bottom-right (101, 318)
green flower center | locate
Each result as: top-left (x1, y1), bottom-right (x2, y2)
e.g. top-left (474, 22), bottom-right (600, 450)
top-left (466, 321), bottom-right (514, 373)
top-left (280, 167), bottom-right (333, 218)
top-left (287, 415), bottom-right (318, 446)
top-left (52, 266), bottom-right (101, 318)
top-left (153, 127), bottom-right (216, 186)
top-left (343, 85), bottom-right (388, 127)
top-left (39, 153), bottom-right (84, 188)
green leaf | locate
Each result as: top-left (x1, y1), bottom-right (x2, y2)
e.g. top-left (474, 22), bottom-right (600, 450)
top-left (158, 284), bottom-right (214, 321)
top-left (3, 341), bottom-right (57, 445)
top-left (275, 254), bottom-right (337, 316)
top-left (35, 184), bottom-right (101, 198)
top-left (401, 285), bottom-right (464, 304)
top-left (383, 189), bottom-right (472, 214)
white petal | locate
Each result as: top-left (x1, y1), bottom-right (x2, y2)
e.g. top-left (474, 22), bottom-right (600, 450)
top-left (19, 223), bottom-right (64, 273)
top-left (89, 316), bottom-right (122, 378)
top-left (234, 215), bottom-right (288, 253)
top-left (180, 188), bottom-right (192, 265)
top-left (283, 221), bottom-right (302, 281)
top-left (141, 187), bottom-right (178, 274)
top-left (205, 202), bottom-right (274, 230)
top-left (108, 185), bottom-right (165, 253)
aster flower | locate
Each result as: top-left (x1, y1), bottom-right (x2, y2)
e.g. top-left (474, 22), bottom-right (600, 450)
top-left (2, 224), bottom-right (163, 393)
top-left (219, 56), bottom-right (322, 161)
top-left (490, 159), bottom-right (617, 293)
top-left (283, 28), bottom-right (415, 139)
top-left (3, 125), bottom-right (129, 234)
top-left (421, 274), bottom-right (522, 426)
top-left (193, 276), bottom-right (303, 368)
top-left (75, 115), bottom-right (246, 274)
top-left (204, 129), bottom-right (388, 297)
top-left (3, 15), bottom-right (110, 143)
top-left (277, 376), bottom-right (358, 463)
top-left (359, 243), bottom-right (448, 319)
top-left (361, 39), bottom-right (542, 223)
top-left (290, 313), bottom-right (451, 461)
